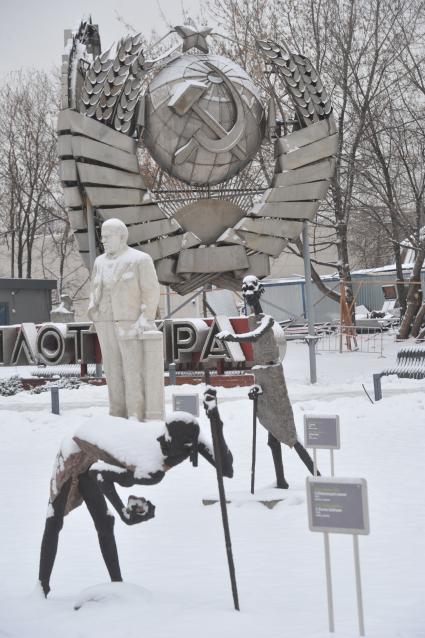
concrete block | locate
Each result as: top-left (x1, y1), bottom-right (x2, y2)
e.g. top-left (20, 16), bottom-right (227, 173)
top-left (136, 232), bottom-right (201, 261)
top-left (248, 252), bottom-right (271, 277)
top-left (276, 134), bottom-right (338, 172)
top-left (57, 135), bottom-right (73, 158)
top-left (141, 331), bottom-right (165, 420)
top-left (174, 199), bottom-right (245, 244)
top-left (59, 159), bottom-right (77, 183)
top-left (97, 205), bottom-right (166, 224)
top-left (73, 231), bottom-right (89, 251)
top-left (236, 231), bottom-right (288, 257)
top-left (64, 186), bottom-right (83, 209)
top-left (252, 201), bottom-right (318, 221)
top-left (234, 252), bottom-right (270, 278)
top-left (85, 186), bottom-right (147, 208)
top-left (76, 163), bottom-right (147, 189)
top-left (156, 258), bottom-right (181, 283)
top-left (272, 158), bottom-right (336, 187)
top-left (71, 136), bottom-right (139, 174)
top-left (57, 109), bottom-right (136, 154)
top-left (127, 218), bottom-right (181, 244)
top-left (235, 217), bottom-right (302, 239)
top-left (274, 117), bottom-right (337, 155)
top-left (68, 209), bottom-right (87, 230)
top-left (215, 228), bottom-right (246, 246)
top-left (264, 180), bottom-right (330, 202)
top-left (177, 246), bottom-right (249, 273)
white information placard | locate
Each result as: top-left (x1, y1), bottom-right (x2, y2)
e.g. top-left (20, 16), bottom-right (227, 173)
top-left (172, 393), bottom-right (200, 417)
top-left (306, 477), bottom-right (370, 535)
top-left (304, 415), bottom-right (340, 449)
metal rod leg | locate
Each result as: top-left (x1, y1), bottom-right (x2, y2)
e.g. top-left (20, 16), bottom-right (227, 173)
top-left (302, 221), bottom-right (317, 384)
top-left (353, 534), bottom-right (365, 636)
top-left (324, 532), bottom-right (335, 633)
top-left (373, 374), bottom-right (382, 401)
top-left (250, 397), bottom-right (257, 495)
top-left (330, 449), bottom-right (334, 477)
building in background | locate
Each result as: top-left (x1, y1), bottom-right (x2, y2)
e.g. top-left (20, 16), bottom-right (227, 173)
top-left (0, 279), bottom-right (56, 325)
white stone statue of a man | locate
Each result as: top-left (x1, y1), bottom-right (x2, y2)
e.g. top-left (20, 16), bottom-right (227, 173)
top-left (88, 218), bottom-right (162, 421)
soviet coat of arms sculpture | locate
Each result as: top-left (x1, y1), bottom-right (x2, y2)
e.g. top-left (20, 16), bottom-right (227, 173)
top-left (58, 20), bottom-right (337, 293)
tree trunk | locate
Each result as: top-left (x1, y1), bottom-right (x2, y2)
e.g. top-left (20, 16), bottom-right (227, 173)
top-left (411, 303), bottom-right (425, 337)
top-left (393, 243), bottom-right (407, 316)
top-left (397, 243), bottom-right (425, 339)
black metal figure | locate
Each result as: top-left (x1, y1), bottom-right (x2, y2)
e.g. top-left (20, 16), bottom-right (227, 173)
top-left (217, 274), bottom-right (318, 489)
top-left (38, 388), bottom-right (233, 597)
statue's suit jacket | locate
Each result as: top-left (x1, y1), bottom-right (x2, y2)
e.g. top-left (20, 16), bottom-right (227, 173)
top-left (88, 246), bottom-right (160, 338)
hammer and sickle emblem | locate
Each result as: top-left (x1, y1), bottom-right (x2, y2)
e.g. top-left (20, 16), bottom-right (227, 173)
top-left (168, 62), bottom-right (246, 164)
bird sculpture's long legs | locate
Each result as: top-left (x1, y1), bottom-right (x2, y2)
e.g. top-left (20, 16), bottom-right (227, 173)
top-left (294, 441), bottom-right (320, 476)
top-left (267, 435), bottom-right (320, 489)
top-left (38, 479), bottom-right (71, 597)
top-left (38, 472), bottom-right (122, 597)
top-left (267, 433), bottom-right (289, 489)
top-left (78, 471), bottom-right (122, 583)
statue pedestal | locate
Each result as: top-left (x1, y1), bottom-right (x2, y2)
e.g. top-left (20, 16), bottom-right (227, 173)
top-left (142, 330), bottom-right (165, 421)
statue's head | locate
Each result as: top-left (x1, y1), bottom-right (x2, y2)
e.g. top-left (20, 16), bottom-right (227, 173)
top-left (162, 415), bottom-right (200, 467)
top-left (242, 275), bottom-right (264, 307)
top-left (101, 218), bottom-right (128, 257)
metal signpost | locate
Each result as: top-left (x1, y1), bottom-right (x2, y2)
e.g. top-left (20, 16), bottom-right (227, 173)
top-left (306, 477), bottom-right (370, 636)
top-left (51, 385), bottom-right (60, 415)
top-left (302, 220), bottom-right (317, 384)
top-left (172, 393), bottom-right (200, 417)
top-left (168, 362), bottom-right (177, 385)
top-left (304, 414), bottom-right (340, 476)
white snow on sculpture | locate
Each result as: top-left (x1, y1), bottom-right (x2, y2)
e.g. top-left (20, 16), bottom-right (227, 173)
top-left (74, 415), bottom-right (166, 478)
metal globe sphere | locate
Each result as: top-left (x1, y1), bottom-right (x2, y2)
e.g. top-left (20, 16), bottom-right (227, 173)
top-left (143, 54), bottom-right (265, 186)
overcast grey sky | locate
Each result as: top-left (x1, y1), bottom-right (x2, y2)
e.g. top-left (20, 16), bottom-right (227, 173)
top-left (0, 0), bottom-right (204, 79)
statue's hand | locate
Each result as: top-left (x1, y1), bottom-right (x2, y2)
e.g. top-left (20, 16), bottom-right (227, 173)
top-left (248, 384), bottom-right (263, 400)
top-left (133, 314), bottom-right (156, 338)
top-left (216, 330), bottom-right (236, 342)
top-left (203, 386), bottom-right (218, 415)
top-left (124, 496), bottom-right (155, 525)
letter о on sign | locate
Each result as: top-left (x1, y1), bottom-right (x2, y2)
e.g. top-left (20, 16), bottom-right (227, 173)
top-left (36, 324), bottom-right (74, 365)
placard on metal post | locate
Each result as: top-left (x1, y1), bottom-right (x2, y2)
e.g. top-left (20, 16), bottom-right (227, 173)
top-left (172, 393), bottom-right (200, 417)
top-left (51, 385), bottom-right (60, 415)
top-left (304, 414), bottom-right (340, 476)
top-left (306, 477), bottom-right (370, 636)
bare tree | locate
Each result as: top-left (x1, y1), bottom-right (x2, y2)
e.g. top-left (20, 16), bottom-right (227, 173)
top-left (0, 70), bottom-right (60, 278)
top-left (201, 0), bottom-right (425, 324)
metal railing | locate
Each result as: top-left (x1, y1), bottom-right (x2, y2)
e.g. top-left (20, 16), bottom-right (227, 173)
top-left (316, 325), bottom-right (384, 356)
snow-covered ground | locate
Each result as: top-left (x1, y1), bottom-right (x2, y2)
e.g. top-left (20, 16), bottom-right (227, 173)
top-left (0, 334), bottom-right (423, 638)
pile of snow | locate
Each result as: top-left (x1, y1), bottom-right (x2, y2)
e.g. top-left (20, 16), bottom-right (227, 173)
top-left (0, 333), bottom-right (423, 637)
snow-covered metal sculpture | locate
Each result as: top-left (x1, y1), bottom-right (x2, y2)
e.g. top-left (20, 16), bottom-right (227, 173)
top-left (58, 19), bottom-right (337, 294)
top-left (217, 275), bottom-right (318, 488)
top-left (38, 389), bottom-right (233, 597)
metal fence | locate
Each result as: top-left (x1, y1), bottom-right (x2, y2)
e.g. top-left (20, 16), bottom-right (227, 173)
top-left (316, 325), bottom-right (384, 356)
